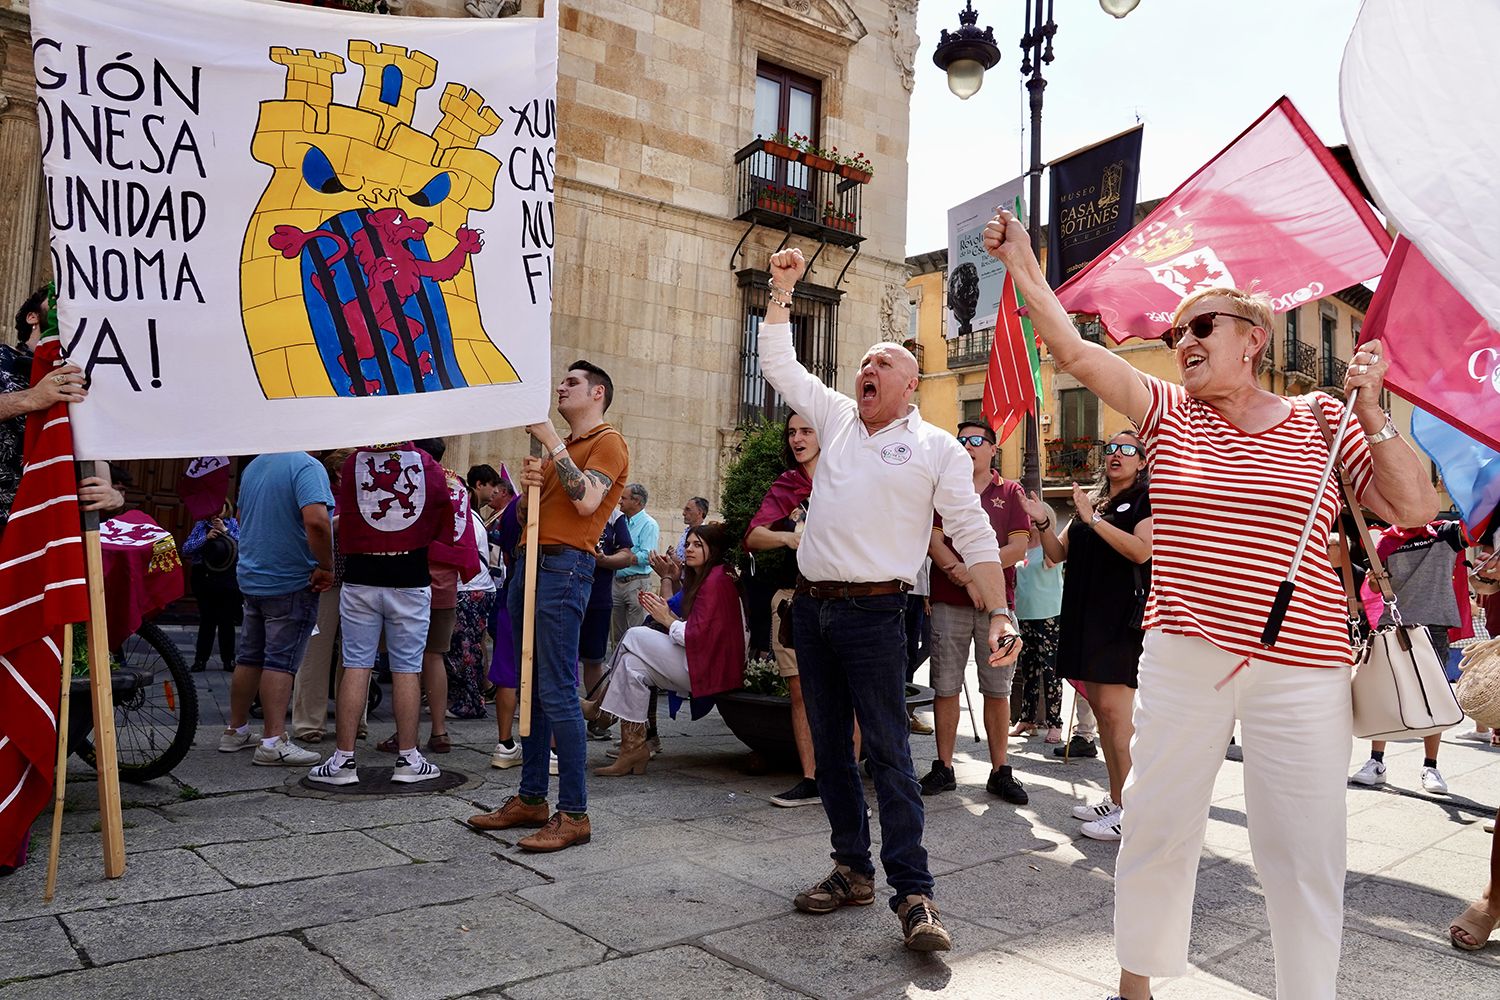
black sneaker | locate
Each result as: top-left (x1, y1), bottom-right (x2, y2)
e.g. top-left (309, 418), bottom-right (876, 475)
top-left (586, 719), bottom-right (613, 741)
top-left (770, 778), bottom-right (821, 808)
top-left (986, 765), bottom-right (1029, 805)
top-left (1053, 735), bottom-right (1098, 758)
top-left (918, 760), bottom-right (955, 796)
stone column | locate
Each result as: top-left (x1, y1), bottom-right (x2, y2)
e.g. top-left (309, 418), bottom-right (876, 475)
top-left (0, 93), bottom-right (43, 323)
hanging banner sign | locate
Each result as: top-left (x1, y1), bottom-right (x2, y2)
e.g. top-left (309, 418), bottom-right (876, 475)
top-left (30, 0), bottom-right (558, 459)
top-left (1047, 125), bottom-right (1143, 288)
top-left (945, 176), bottom-right (1025, 341)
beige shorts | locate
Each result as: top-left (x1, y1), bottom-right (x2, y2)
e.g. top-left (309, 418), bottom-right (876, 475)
top-left (930, 601), bottom-right (1013, 697)
top-left (425, 605), bottom-right (457, 654)
top-left (770, 587), bottom-right (798, 678)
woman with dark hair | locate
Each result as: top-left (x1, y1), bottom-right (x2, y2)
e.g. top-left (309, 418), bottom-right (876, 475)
top-left (1024, 429), bottom-right (1152, 842)
top-left (584, 521), bottom-right (745, 776)
top-left (746, 411), bottom-right (820, 806)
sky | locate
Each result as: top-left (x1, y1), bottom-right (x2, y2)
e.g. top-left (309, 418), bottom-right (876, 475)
top-left (905, 0), bottom-right (1363, 256)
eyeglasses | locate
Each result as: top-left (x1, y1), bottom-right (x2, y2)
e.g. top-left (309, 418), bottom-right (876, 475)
top-left (957, 434), bottom-right (995, 448)
top-left (1103, 443), bottom-right (1141, 457)
top-left (1162, 310), bottom-right (1257, 349)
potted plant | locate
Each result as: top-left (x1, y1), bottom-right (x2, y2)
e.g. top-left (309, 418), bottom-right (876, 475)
top-left (838, 151), bottom-right (874, 184)
top-left (840, 208), bottom-right (857, 232)
top-left (799, 139), bottom-right (837, 172)
top-left (822, 198), bottom-right (837, 228)
top-left (756, 185), bottom-right (776, 212)
top-left (762, 131), bottom-right (799, 161)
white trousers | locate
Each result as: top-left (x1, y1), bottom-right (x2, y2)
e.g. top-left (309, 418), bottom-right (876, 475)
top-left (1115, 631), bottom-right (1351, 1000)
top-left (599, 626), bottom-right (691, 723)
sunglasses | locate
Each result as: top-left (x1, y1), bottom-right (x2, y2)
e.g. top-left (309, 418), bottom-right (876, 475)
top-left (957, 434), bottom-right (995, 448)
top-left (1103, 443), bottom-right (1141, 457)
top-left (1162, 310), bottom-right (1257, 349)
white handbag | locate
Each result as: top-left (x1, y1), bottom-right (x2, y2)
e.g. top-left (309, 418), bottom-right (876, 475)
top-left (1308, 405), bottom-right (1464, 740)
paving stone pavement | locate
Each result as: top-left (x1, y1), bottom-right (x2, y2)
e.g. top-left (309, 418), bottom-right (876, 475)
top-left (2, 627), bottom-right (1498, 998)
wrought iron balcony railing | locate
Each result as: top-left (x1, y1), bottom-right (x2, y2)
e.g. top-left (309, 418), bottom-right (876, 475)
top-left (1320, 355), bottom-right (1348, 390)
top-left (1283, 336), bottom-right (1317, 382)
top-left (1044, 438), bottom-right (1104, 485)
top-left (733, 139), bottom-right (865, 248)
top-left (946, 329), bottom-right (992, 370)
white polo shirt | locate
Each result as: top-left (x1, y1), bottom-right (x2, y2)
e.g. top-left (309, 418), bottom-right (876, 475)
top-left (759, 322), bottom-right (1000, 586)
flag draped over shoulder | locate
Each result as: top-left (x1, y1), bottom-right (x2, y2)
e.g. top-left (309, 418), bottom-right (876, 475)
top-left (0, 338), bottom-right (88, 863)
top-left (1056, 98), bottom-right (1390, 343)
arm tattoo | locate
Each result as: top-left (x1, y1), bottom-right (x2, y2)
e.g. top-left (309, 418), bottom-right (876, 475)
top-left (585, 470), bottom-right (614, 493)
top-left (554, 455), bottom-right (587, 501)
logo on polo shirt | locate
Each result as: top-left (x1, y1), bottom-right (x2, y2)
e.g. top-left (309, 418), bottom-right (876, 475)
top-left (881, 443), bottom-right (912, 466)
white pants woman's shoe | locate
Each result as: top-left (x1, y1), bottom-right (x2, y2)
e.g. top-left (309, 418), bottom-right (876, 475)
top-left (599, 626), bottom-right (692, 723)
top-left (1114, 631), bottom-right (1351, 1000)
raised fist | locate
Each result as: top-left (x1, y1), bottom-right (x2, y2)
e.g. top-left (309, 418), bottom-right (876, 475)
top-left (981, 209), bottom-right (1035, 271)
top-left (769, 248), bottom-right (807, 290)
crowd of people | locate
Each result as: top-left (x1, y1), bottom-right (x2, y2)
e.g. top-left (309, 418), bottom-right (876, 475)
top-left (6, 237), bottom-right (1500, 994)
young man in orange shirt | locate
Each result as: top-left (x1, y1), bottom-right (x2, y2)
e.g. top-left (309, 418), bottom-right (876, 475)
top-left (468, 360), bottom-right (628, 852)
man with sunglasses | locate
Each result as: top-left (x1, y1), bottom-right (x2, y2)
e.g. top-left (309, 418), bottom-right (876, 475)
top-left (923, 421), bottom-right (1031, 804)
top-left (759, 247), bottom-right (1022, 954)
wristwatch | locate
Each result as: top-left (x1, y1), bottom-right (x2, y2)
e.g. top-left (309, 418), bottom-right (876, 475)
top-left (1364, 416), bottom-right (1399, 445)
top-left (1090, 511), bottom-right (1104, 525)
top-left (988, 607), bottom-right (1017, 626)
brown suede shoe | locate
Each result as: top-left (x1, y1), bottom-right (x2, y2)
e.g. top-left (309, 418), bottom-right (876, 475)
top-left (467, 795), bottom-right (549, 831)
top-left (426, 732), bottom-right (452, 754)
top-left (897, 894), bottom-right (952, 952)
top-left (517, 811), bottom-right (591, 853)
top-left (794, 864), bottom-right (876, 914)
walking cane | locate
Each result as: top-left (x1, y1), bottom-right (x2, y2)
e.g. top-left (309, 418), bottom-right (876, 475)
top-left (960, 675), bottom-right (981, 744)
top-left (1260, 389), bottom-right (1360, 646)
top-left (43, 626), bottom-right (73, 902)
top-left (517, 436), bottom-right (544, 738)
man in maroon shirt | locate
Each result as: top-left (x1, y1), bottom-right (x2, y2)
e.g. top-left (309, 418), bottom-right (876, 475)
top-left (922, 421), bottom-right (1031, 803)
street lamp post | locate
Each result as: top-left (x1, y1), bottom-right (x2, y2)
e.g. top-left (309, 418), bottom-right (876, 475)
top-left (933, 0), bottom-right (1137, 495)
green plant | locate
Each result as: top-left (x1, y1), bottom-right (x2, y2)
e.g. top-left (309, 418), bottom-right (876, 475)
top-left (742, 655), bottom-right (790, 698)
top-left (719, 418), bottom-right (792, 581)
top-left (178, 785), bottom-right (204, 801)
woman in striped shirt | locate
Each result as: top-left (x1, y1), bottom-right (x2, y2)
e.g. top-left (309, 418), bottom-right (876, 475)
top-left (985, 209), bottom-right (1438, 1000)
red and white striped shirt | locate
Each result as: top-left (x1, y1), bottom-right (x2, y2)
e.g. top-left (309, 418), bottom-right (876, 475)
top-left (1138, 376), bottom-right (1374, 669)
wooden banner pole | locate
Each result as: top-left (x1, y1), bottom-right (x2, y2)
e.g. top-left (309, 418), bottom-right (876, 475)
top-left (42, 625), bottom-right (74, 902)
top-left (81, 461), bottom-right (124, 878)
top-left (517, 437), bottom-right (544, 739)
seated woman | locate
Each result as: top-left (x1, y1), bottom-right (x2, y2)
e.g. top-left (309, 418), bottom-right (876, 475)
top-left (584, 522), bottom-right (745, 776)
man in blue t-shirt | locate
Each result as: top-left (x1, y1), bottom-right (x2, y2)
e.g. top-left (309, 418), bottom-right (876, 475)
top-left (220, 451), bottom-right (335, 768)
top-left (582, 508), bottom-right (633, 738)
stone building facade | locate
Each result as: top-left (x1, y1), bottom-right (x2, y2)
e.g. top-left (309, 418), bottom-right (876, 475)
top-left (0, 0), bottom-right (920, 535)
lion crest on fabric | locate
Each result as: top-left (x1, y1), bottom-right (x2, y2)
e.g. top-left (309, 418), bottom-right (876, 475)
top-left (241, 42), bottom-right (520, 398)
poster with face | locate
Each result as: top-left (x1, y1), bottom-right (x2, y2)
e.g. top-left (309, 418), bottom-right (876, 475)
top-left (31, 0), bottom-right (557, 458)
top-left (945, 176), bottom-right (1025, 341)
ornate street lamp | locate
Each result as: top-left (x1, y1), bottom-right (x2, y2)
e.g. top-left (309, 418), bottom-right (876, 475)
top-left (932, 2), bottom-right (1002, 100)
top-left (931, 0), bottom-right (1137, 493)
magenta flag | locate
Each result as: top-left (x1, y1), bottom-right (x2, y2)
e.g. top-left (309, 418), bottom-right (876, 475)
top-left (1365, 236), bottom-right (1500, 454)
top-left (177, 457), bottom-right (232, 521)
top-left (1057, 98), bottom-right (1391, 343)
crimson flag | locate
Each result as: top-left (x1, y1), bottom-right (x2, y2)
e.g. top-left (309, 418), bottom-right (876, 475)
top-left (0, 339), bottom-right (89, 863)
top-left (1364, 235), bottom-right (1500, 456)
top-left (176, 457), bottom-right (231, 521)
top-left (1057, 97), bottom-right (1390, 343)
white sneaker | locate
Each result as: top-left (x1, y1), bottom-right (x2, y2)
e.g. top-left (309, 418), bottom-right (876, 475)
top-left (549, 751), bottom-right (559, 776)
top-left (393, 751), bottom-right (442, 784)
top-left (1349, 758), bottom-right (1387, 786)
top-left (1457, 729), bottom-right (1492, 744)
top-left (218, 728), bottom-right (256, 753)
top-left (1421, 766), bottom-right (1449, 795)
top-left (307, 757), bottom-right (359, 786)
top-left (1072, 796), bottom-right (1117, 821)
top-left (252, 739), bottom-right (321, 767)
top-left (1080, 807), bottom-right (1123, 842)
top-left (490, 742), bottom-right (522, 769)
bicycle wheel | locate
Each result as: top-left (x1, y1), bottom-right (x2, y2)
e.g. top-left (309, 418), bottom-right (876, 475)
top-left (79, 621), bottom-right (199, 782)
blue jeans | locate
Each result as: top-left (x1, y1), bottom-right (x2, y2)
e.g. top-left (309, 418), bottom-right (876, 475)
top-left (793, 592), bottom-right (931, 909)
top-left (508, 546), bottom-right (595, 813)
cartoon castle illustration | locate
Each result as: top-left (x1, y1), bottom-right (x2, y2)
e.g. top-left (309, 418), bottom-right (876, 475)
top-left (240, 42), bottom-right (519, 399)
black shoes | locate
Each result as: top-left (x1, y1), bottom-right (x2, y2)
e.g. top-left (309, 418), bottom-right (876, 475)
top-left (1053, 734), bottom-right (1098, 758)
top-left (770, 777), bottom-right (821, 808)
top-left (918, 760), bottom-right (956, 796)
top-left (987, 765), bottom-right (1029, 804)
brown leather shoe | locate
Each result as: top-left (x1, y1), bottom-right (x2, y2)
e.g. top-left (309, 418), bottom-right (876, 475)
top-left (517, 811), bottom-right (591, 853)
top-left (897, 894), bottom-right (952, 952)
top-left (426, 732), bottom-right (452, 754)
top-left (466, 795), bottom-right (549, 831)
top-left (375, 733), bottom-right (398, 753)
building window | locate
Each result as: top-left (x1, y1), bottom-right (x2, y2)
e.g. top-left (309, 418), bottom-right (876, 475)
top-left (961, 398), bottom-right (984, 427)
top-left (737, 268), bottom-right (840, 425)
top-left (1074, 316), bottom-right (1103, 343)
top-left (752, 61), bottom-right (820, 195)
top-left (1058, 387), bottom-right (1098, 444)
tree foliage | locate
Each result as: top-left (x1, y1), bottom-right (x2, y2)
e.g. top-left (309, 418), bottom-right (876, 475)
top-left (718, 417), bottom-right (789, 579)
